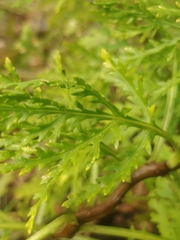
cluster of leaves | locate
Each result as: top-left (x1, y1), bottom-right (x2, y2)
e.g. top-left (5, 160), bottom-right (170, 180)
top-left (0, 0), bottom-right (180, 239)
top-left (149, 175), bottom-right (180, 240)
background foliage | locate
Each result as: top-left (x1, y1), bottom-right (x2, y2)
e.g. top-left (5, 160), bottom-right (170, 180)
top-left (0, 0), bottom-right (180, 239)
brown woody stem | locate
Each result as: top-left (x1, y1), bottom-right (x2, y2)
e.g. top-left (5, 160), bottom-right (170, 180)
top-left (54, 161), bottom-right (180, 238)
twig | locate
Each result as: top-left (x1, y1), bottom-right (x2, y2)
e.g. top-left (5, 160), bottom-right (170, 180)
top-left (54, 161), bottom-right (180, 238)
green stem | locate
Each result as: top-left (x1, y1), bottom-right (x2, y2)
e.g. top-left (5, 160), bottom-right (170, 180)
top-left (35, 201), bottom-right (46, 225)
top-left (114, 115), bottom-right (179, 153)
top-left (1, 105), bottom-right (178, 153)
top-left (150, 51), bottom-right (178, 161)
top-left (90, 161), bottom-right (99, 184)
top-left (79, 224), bottom-right (171, 240)
top-left (0, 223), bottom-right (26, 230)
top-left (26, 213), bottom-right (78, 240)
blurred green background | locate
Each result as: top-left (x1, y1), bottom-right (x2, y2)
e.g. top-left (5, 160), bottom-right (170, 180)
top-left (0, 0), bottom-right (120, 79)
top-left (1, 1), bottom-right (180, 239)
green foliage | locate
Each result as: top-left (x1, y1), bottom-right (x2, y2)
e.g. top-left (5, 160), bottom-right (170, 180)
top-left (149, 176), bottom-right (180, 239)
top-left (0, 0), bottom-right (180, 239)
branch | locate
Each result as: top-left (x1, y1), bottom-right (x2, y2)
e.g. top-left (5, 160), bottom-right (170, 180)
top-left (54, 161), bottom-right (180, 238)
